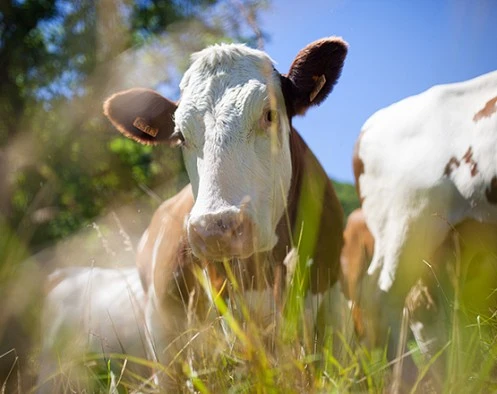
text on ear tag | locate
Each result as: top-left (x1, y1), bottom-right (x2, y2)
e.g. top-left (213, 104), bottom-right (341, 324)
top-left (309, 75), bottom-right (327, 102)
top-left (133, 117), bottom-right (159, 137)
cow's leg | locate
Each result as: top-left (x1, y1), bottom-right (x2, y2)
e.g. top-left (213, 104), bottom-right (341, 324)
top-left (365, 208), bottom-right (452, 391)
top-left (407, 279), bottom-right (448, 390)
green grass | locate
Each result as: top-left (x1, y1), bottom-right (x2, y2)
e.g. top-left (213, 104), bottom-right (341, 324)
top-left (23, 253), bottom-right (497, 393)
top-left (4, 276), bottom-right (497, 393)
top-left (2, 187), bottom-right (497, 393)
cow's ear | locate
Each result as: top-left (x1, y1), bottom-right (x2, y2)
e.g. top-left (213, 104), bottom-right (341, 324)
top-left (103, 88), bottom-right (177, 145)
top-left (282, 37), bottom-right (347, 117)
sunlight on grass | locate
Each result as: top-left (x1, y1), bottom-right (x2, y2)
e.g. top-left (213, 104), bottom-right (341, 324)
top-left (3, 181), bottom-right (497, 393)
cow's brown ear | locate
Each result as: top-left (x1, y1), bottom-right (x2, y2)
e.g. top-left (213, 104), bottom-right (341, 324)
top-left (103, 88), bottom-right (177, 145)
top-left (282, 37), bottom-right (347, 117)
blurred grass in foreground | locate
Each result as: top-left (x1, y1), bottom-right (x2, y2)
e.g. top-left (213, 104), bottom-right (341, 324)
top-left (3, 181), bottom-right (497, 392)
top-left (3, 221), bottom-right (497, 393)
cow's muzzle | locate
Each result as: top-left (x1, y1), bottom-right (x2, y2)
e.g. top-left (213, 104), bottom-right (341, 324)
top-left (187, 211), bottom-right (256, 260)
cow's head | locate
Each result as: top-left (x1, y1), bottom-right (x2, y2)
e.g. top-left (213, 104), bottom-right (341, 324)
top-left (104, 38), bottom-right (347, 260)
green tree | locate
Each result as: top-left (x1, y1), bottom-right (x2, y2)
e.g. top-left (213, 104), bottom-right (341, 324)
top-left (0, 1), bottom-right (57, 143)
top-left (332, 179), bottom-right (360, 219)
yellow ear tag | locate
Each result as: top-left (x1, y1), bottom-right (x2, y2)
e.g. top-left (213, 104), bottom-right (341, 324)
top-left (309, 75), bottom-right (326, 102)
top-left (133, 117), bottom-right (159, 137)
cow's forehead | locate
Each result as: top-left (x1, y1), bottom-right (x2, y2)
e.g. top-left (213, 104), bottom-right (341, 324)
top-left (179, 43), bottom-right (277, 98)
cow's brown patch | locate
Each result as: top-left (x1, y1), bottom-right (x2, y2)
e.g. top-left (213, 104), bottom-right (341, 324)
top-left (462, 146), bottom-right (473, 163)
top-left (462, 146), bottom-right (479, 177)
top-left (352, 303), bottom-right (366, 339)
top-left (486, 176), bottom-right (497, 204)
top-left (444, 147), bottom-right (479, 177)
top-left (443, 157), bottom-right (460, 177)
top-left (473, 96), bottom-right (497, 122)
top-left (470, 162), bottom-right (479, 177)
top-left (281, 128), bottom-right (344, 293)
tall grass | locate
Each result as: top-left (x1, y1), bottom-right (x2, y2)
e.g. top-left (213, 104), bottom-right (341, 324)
top-left (28, 256), bottom-right (385, 393)
top-left (3, 212), bottom-right (497, 393)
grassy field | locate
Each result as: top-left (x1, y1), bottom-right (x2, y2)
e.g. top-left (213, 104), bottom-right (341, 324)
top-left (3, 250), bottom-right (497, 394)
top-left (2, 188), bottom-right (497, 393)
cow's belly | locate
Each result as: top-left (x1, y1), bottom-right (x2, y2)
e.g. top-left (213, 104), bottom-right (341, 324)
top-left (359, 121), bottom-right (497, 292)
top-left (43, 268), bottom-right (147, 356)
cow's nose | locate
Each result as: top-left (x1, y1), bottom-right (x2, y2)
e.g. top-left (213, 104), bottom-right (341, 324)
top-left (188, 212), bottom-right (254, 259)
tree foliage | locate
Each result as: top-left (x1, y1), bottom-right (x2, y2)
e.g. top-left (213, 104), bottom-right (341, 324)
top-left (0, 0), bottom-right (57, 143)
top-left (332, 179), bottom-right (361, 219)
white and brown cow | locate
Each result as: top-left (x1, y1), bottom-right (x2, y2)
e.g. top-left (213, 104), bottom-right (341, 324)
top-left (36, 267), bottom-right (148, 393)
top-left (104, 38), bottom-right (348, 379)
top-left (354, 70), bottom-right (497, 382)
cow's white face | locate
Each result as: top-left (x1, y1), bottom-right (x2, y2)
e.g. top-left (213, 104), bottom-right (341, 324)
top-left (174, 45), bottom-right (292, 259)
top-left (104, 37), bottom-right (348, 261)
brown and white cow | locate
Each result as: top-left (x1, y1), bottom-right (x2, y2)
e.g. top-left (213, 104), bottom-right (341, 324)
top-left (353, 70), bottom-right (497, 383)
top-left (104, 38), bottom-right (348, 379)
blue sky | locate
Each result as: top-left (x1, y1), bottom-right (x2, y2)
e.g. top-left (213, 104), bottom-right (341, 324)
top-left (260, 0), bottom-right (497, 182)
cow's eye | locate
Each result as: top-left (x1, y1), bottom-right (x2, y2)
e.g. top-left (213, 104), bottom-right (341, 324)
top-left (266, 110), bottom-right (273, 123)
top-left (170, 130), bottom-right (185, 147)
top-left (267, 110), bottom-right (277, 122)
top-left (263, 109), bottom-right (278, 128)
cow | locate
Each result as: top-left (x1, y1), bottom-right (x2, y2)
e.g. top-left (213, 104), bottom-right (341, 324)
top-left (353, 70), bottom-right (497, 386)
top-left (103, 38), bottom-right (348, 385)
top-left (36, 267), bottom-right (148, 393)
top-left (340, 208), bottom-right (374, 343)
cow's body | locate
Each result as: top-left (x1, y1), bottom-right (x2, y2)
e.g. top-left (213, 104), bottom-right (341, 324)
top-left (36, 267), bottom-right (148, 393)
top-left (354, 70), bottom-right (497, 381)
top-left (104, 38), bottom-right (348, 384)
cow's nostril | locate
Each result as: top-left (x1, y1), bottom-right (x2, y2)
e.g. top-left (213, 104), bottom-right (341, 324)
top-left (232, 221), bottom-right (246, 238)
top-left (216, 218), bottom-right (227, 230)
top-left (191, 222), bottom-right (200, 234)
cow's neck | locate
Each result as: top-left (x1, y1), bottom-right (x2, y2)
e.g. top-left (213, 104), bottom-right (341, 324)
top-left (273, 128), bottom-right (344, 294)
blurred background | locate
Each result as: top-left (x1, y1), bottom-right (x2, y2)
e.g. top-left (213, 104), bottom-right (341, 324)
top-left (1, 0), bottom-right (496, 391)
